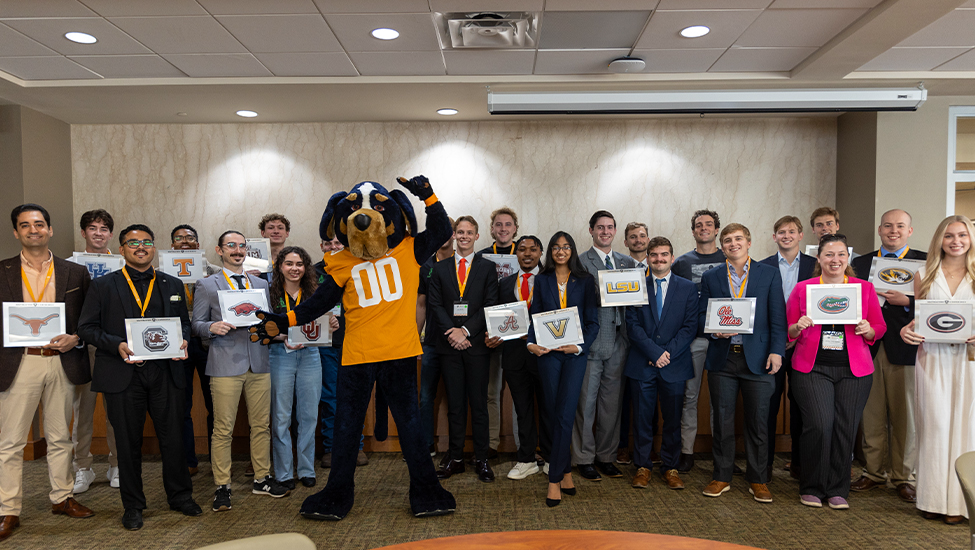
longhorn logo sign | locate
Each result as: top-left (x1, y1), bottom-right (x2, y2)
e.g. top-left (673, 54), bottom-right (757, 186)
top-left (11, 314), bottom-right (60, 336)
top-left (497, 315), bottom-right (519, 333)
top-left (142, 326), bottom-right (170, 351)
top-left (301, 321), bottom-right (322, 341)
top-left (172, 257), bottom-right (194, 277)
top-left (544, 318), bottom-right (568, 339)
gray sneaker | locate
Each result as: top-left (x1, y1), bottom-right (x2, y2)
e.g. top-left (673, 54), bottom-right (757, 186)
top-left (252, 476), bottom-right (291, 498)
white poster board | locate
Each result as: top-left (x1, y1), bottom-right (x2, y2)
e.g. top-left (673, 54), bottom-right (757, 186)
top-left (288, 313), bottom-right (333, 347)
top-left (245, 238), bottom-right (272, 273)
top-left (70, 252), bottom-right (124, 279)
top-left (3, 302), bottom-right (67, 347)
top-left (157, 250), bottom-right (206, 283)
top-left (124, 317), bottom-right (185, 361)
top-left (531, 306), bottom-right (583, 348)
top-left (597, 268), bottom-right (649, 307)
top-left (217, 289), bottom-right (269, 327)
top-left (915, 300), bottom-right (974, 344)
top-left (704, 298), bottom-right (757, 334)
top-left (868, 257), bottom-right (924, 296)
top-left (806, 283), bottom-right (862, 325)
top-left (481, 254), bottom-right (519, 281)
top-left (484, 301), bottom-right (530, 340)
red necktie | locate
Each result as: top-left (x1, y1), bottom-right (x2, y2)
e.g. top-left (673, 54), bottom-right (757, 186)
top-left (521, 273), bottom-right (531, 302)
top-left (458, 258), bottom-right (467, 285)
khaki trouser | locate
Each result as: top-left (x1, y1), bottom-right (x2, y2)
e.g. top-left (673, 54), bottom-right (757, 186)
top-left (72, 345), bottom-right (117, 470)
top-left (861, 345), bottom-right (917, 486)
top-left (210, 370), bottom-right (271, 486)
top-left (0, 354), bottom-right (75, 515)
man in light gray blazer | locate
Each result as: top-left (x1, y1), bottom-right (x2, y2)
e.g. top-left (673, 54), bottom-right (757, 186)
top-left (192, 230), bottom-right (289, 513)
top-left (573, 210), bottom-right (638, 481)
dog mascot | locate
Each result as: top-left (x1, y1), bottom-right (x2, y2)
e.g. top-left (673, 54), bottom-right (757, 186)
top-left (250, 175), bottom-right (455, 520)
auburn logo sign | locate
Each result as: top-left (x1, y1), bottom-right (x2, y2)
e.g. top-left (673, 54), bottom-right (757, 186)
top-left (817, 296), bottom-right (850, 314)
top-left (926, 311), bottom-right (966, 334)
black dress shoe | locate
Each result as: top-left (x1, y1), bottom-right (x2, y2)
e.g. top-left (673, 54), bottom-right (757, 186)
top-left (122, 509), bottom-right (143, 531)
top-left (577, 463), bottom-right (602, 481)
top-left (300, 477), bottom-right (316, 488)
top-left (475, 459), bottom-right (495, 482)
top-left (281, 479), bottom-right (297, 491)
top-left (170, 500), bottom-right (203, 517)
top-left (676, 453), bottom-right (694, 473)
top-left (595, 461), bottom-right (623, 478)
top-left (487, 448), bottom-right (499, 460)
top-left (436, 459), bottom-right (465, 479)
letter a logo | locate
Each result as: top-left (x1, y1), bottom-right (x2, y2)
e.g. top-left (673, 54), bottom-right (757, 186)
top-left (544, 319), bottom-right (568, 339)
top-left (173, 257), bottom-right (194, 277)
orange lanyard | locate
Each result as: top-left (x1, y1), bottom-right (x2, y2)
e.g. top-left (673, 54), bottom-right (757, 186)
top-left (122, 268), bottom-right (156, 318)
top-left (285, 289), bottom-right (302, 313)
top-left (819, 275), bottom-right (849, 284)
top-left (878, 247), bottom-right (909, 259)
top-left (223, 270), bottom-right (250, 290)
top-left (21, 262), bottom-right (54, 303)
top-left (726, 259), bottom-right (750, 299)
top-left (558, 282), bottom-right (567, 309)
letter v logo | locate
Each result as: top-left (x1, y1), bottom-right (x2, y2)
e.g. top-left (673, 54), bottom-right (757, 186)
top-left (544, 319), bottom-right (567, 339)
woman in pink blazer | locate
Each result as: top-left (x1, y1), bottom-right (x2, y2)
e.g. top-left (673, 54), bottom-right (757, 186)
top-left (786, 234), bottom-right (886, 510)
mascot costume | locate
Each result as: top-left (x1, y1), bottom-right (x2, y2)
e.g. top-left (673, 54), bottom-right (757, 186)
top-left (250, 175), bottom-right (456, 520)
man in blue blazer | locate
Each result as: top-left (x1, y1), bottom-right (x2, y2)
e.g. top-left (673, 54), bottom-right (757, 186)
top-left (699, 223), bottom-right (786, 504)
top-left (624, 237), bottom-right (698, 491)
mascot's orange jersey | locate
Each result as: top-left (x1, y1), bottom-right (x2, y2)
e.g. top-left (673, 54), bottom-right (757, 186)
top-left (324, 236), bottom-right (421, 365)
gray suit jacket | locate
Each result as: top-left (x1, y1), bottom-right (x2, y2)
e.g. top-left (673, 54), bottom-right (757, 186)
top-left (580, 247), bottom-right (638, 361)
top-left (191, 271), bottom-right (270, 377)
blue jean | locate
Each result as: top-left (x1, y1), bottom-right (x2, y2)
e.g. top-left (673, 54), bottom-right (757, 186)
top-left (318, 346), bottom-right (362, 452)
top-left (418, 343), bottom-right (442, 449)
top-left (270, 345), bottom-right (322, 481)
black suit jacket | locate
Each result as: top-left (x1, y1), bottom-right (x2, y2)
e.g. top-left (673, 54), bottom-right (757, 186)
top-left (758, 252), bottom-right (817, 290)
top-left (428, 255), bottom-right (499, 356)
top-left (498, 271), bottom-right (534, 371)
top-left (78, 267), bottom-right (190, 394)
top-left (0, 255), bottom-right (91, 392)
top-left (851, 248), bottom-right (927, 364)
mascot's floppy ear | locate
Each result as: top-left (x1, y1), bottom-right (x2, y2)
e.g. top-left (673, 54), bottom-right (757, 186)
top-left (319, 190), bottom-right (349, 241)
top-left (389, 189), bottom-right (418, 237)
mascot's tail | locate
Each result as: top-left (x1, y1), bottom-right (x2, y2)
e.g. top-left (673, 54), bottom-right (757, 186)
top-left (373, 382), bottom-right (389, 441)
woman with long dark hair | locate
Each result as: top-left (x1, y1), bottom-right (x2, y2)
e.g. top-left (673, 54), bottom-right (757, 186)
top-left (526, 231), bottom-right (599, 507)
top-left (268, 246), bottom-right (323, 489)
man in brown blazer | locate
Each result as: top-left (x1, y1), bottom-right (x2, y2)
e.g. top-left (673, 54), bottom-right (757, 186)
top-left (0, 204), bottom-right (95, 541)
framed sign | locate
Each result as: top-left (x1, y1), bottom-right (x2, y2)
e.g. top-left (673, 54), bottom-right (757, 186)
top-left (3, 302), bottom-right (67, 347)
top-left (485, 301), bottom-right (530, 340)
top-left (806, 283), bottom-right (862, 325)
top-left (217, 289), bottom-right (269, 327)
top-left (915, 300), bottom-right (973, 344)
top-left (245, 238), bottom-right (272, 273)
top-left (704, 298), bottom-right (757, 334)
top-left (124, 317), bottom-right (185, 361)
top-left (70, 252), bottom-right (123, 279)
top-left (531, 306), bottom-right (583, 348)
top-left (597, 268), bottom-right (650, 307)
top-left (157, 250), bottom-right (206, 283)
top-left (805, 245), bottom-right (854, 258)
top-left (868, 257), bottom-right (924, 296)
top-left (481, 254), bottom-right (519, 281)
top-left (288, 313), bottom-right (332, 347)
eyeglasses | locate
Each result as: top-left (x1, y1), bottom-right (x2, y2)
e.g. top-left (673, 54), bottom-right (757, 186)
top-left (123, 240), bottom-right (155, 249)
top-left (221, 242), bottom-right (246, 249)
top-left (552, 245), bottom-right (572, 252)
top-left (173, 235), bottom-right (197, 243)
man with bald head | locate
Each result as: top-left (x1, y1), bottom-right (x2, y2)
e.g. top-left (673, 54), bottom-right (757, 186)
top-left (850, 209), bottom-right (925, 503)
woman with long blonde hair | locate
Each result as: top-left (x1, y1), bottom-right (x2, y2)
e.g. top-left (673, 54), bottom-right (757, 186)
top-left (901, 215), bottom-right (975, 525)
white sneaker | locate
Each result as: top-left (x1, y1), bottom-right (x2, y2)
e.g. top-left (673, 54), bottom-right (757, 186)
top-left (107, 466), bottom-right (120, 488)
top-left (73, 468), bottom-right (96, 493)
top-left (543, 462), bottom-right (550, 475)
top-left (507, 462), bottom-right (540, 480)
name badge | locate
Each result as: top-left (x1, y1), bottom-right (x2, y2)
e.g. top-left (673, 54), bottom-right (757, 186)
top-left (453, 301), bottom-right (469, 317)
top-left (822, 330), bottom-right (845, 351)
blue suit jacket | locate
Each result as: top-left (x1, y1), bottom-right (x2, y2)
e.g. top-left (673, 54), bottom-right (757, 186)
top-left (758, 252), bottom-right (816, 291)
top-left (698, 260), bottom-right (787, 375)
top-left (624, 273), bottom-right (698, 384)
top-left (527, 271), bottom-right (600, 356)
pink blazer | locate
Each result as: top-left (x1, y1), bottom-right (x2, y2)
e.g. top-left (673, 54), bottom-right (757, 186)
top-left (786, 276), bottom-right (886, 377)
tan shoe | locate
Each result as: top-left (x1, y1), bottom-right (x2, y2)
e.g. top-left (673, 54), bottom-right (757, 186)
top-left (662, 469), bottom-right (685, 490)
top-left (632, 467), bottom-right (651, 488)
top-left (749, 483), bottom-right (773, 503)
top-left (52, 497), bottom-right (95, 518)
top-left (702, 480), bottom-right (730, 497)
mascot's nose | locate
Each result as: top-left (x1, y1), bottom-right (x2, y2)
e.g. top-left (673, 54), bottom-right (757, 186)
top-left (354, 213), bottom-right (372, 231)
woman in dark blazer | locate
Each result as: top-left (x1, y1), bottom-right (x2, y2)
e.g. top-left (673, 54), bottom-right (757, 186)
top-left (526, 231), bottom-right (599, 507)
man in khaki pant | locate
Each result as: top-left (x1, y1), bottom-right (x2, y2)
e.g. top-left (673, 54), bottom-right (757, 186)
top-left (0, 203), bottom-right (96, 541)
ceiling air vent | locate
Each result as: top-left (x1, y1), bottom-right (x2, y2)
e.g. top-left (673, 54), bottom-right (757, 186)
top-left (436, 12), bottom-right (538, 49)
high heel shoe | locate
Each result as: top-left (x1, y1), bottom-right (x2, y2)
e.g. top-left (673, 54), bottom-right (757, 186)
top-left (560, 485), bottom-right (577, 496)
top-left (546, 497), bottom-right (561, 507)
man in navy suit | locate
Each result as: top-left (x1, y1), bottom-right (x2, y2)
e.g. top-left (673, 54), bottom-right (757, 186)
top-left (759, 215), bottom-right (816, 481)
top-left (624, 237), bottom-right (698, 490)
top-left (699, 223), bottom-right (786, 504)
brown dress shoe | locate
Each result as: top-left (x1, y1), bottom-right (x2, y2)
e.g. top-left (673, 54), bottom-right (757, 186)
top-left (896, 483), bottom-right (917, 502)
top-left (52, 497), bottom-right (95, 518)
top-left (749, 483), bottom-right (773, 503)
top-left (702, 480), bottom-right (731, 497)
top-left (616, 447), bottom-right (632, 465)
top-left (662, 469), bottom-right (685, 490)
top-left (632, 467), bottom-right (651, 488)
top-left (0, 516), bottom-right (19, 541)
top-left (921, 511), bottom-right (944, 520)
top-left (244, 463), bottom-right (255, 477)
top-left (945, 515), bottom-right (966, 525)
top-left (188, 466), bottom-right (199, 476)
top-left (850, 476), bottom-right (880, 492)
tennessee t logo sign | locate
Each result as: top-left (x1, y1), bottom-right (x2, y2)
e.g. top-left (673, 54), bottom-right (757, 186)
top-left (172, 257), bottom-right (194, 277)
top-left (544, 318), bottom-right (568, 339)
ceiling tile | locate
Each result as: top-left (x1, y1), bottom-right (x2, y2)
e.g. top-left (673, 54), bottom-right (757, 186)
top-left (534, 48), bottom-right (630, 74)
top-left (538, 11), bottom-right (651, 50)
top-left (631, 48), bottom-right (725, 72)
top-left (0, 0), bottom-right (95, 17)
top-left (734, 8), bottom-right (868, 47)
top-left (0, 23), bottom-right (58, 56)
top-left (78, 0), bottom-right (206, 16)
top-left (429, 0), bottom-right (543, 11)
top-left (443, 49), bottom-right (534, 75)
top-left (2, 17), bottom-right (152, 55)
top-left (313, 0), bottom-right (432, 14)
top-left (325, 13), bottom-right (440, 51)
top-left (858, 47), bottom-right (970, 71)
top-left (68, 54), bottom-right (186, 77)
top-left (161, 53), bottom-right (273, 77)
top-left (768, 0), bottom-right (881, 7)
top-left (254, 52), bottom-right (358, 76)
top-left (657, 0), bottom-right (771, 8)
top-left (216, 15), bottom-right (342, 53)
top-left (934, 47), bottom-right (975, 71)
top-left (546, 0), bottom-right (658, 10)
top-left (898, 9), bottom-right (975, 48)
top-left (109, 16), bottom-right (247, 54)
top-left (635, 10), bottom-right (762, 50)
top-left (347, 51), bottom-right (446, 75)
top-left (0, 56), bottom-right (100, 79)
top-left (198, 0), bottom-right (320, 15)
top-left (709, 46), bottom-right (816, 71)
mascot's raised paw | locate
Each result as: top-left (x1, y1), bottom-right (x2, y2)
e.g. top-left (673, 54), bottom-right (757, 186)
top-left (396, 175), bottom-right (434, 201)
top-left (248, 310), bottom-right (287, 345)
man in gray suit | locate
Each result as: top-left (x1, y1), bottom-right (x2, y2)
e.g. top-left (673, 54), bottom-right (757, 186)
top-left (192, 230), bottom-right (290, 513)
top-left (573, 210), bottom-right (638, 481)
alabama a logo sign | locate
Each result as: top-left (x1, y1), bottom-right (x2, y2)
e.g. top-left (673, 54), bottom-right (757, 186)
top-left (878, 267), bottom-right (914, 286)
top-left (716, 305), bottom-right (742, 328)
top-left (817, 295), bottom-right (850, 314)
top-left (926, 311), bottom-right (966, 334)
top-left (142, 326), bottom-right (170, 351)
top-left (497, 315), bottom-right (519, 334)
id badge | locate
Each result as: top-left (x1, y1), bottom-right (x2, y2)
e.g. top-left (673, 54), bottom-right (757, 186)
top-left (453, 301), bottom-right (469, 317)
top-left (822, 330), bottom-right (845, 351)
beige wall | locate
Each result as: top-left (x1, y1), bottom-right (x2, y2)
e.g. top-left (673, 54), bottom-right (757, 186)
top-left (835, 112), bottom-right (877, 253)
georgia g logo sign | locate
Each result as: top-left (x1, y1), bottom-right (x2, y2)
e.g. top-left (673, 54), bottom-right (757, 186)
top-left (817, 296), bottom-right (850, 314)
top-left (926, 311), bottom-right (966, 334)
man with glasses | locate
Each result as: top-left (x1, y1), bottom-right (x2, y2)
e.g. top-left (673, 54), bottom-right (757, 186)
top-left (78, 225), bottom-right (201, 530)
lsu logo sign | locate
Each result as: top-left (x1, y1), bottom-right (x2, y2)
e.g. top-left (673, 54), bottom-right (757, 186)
top-left (142, 326), bottom-right (170, 351)
top-left (927, 311), bottom-right (966, 334)
top-left (717, 305), bottom-right (742, 327)
top-left (606, 281), bottom-right (641, 294)
top-left (817, 296), bottom-right (850, 314)
top-left (878, 267), bottom-right (914, 286)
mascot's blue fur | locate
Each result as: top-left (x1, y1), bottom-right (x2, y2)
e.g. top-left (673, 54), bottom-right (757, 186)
top-left (251, 176), bottom-right (455, 520)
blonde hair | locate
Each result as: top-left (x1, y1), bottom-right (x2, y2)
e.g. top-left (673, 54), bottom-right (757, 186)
top-left (917, 215), bottom-right (975, 299)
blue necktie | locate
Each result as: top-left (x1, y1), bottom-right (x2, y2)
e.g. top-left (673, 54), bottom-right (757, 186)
top-left (604, 255), bottom-right (614, 270)
top-left (655, 278), bottom-right (664, 318)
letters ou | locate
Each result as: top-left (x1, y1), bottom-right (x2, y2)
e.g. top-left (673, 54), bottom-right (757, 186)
top-left (351, 257), bottom-right (404, 308)
top-left (173, 257), bottom-right (194, 277)
top-left (301, 321), bottom-right (321, 341)
top-left (544, 318), bottom-right (567, 339)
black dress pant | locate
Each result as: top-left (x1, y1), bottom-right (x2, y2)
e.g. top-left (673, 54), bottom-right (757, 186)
top-left (104, 361), bottom-right (194, 511)
top-left (441, 351), bottom-right (490, 461)
top-left (767, 345), bottom-right (803, 475)
top-left (182, 337), bottom-right (212, 467)
top-left (503, 345), bottom-right (551, 464)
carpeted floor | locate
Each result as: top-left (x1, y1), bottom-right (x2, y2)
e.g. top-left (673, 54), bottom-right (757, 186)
top-left (4, 453), bottom-right (969, 550)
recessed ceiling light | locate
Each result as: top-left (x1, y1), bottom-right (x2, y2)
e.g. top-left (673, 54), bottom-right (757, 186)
top-left (236, 110), bottom-right (258, 118)
top-left (437, 108), bottom-right (458, 116)
top-left (371, 28), bottom-right (399, 40)
top-left (64, 31), bottom-right (97, 44)
top-left (679, 25), bottom-right (710, 38)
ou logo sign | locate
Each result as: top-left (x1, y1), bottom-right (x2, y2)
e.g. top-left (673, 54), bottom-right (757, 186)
top-left (351, 257), bottom-right (403, 307)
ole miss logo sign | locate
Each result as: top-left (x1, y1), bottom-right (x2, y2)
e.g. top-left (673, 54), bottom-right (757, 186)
top-left (926, 311), bottom-right (966, 334)
top-left (878, 267), bottom-right (914, 286)
top-left (817, 296), bottom-right (850, 314)
top-left (717, 305), bottom-right (742, 327)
